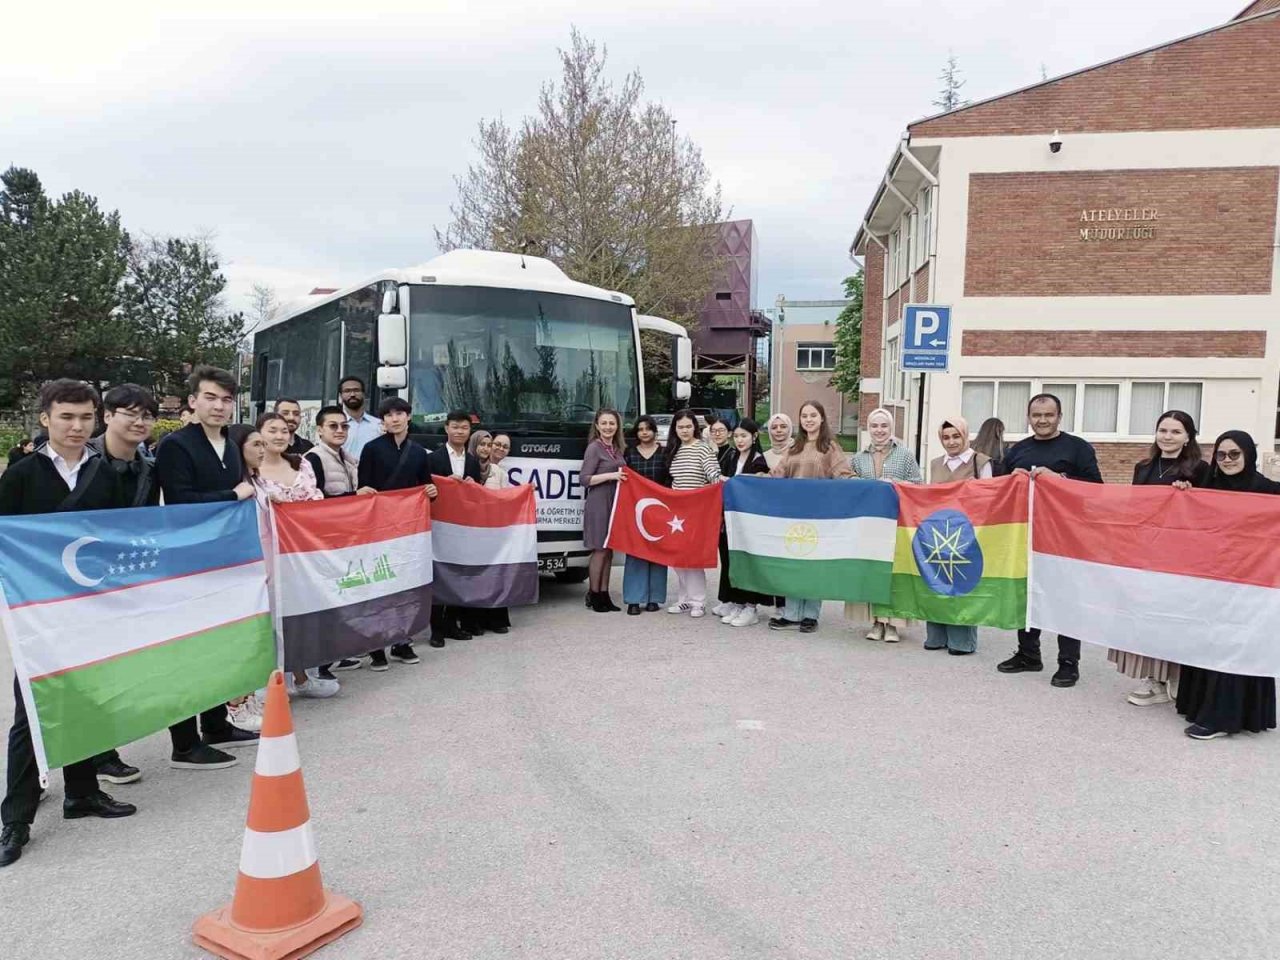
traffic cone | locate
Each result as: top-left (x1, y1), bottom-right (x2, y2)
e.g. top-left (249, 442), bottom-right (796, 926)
top-left (193, 671), bottom-right (362, 960)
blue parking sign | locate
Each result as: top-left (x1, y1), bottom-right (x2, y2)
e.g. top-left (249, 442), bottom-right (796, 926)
top-left (902, 305), bottom-right (952, 372)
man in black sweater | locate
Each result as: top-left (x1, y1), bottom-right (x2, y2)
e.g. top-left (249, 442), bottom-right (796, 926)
top-left (995, 392), bottom-right (1103, 688)
top-left (356, 396), bottom-right (438, 667)
top-left (425, 411), bottom-right (483, 644)
top-left (156, 366), bottom-right (260, 770)
top-left (1, 381), bottom-right (138, 869)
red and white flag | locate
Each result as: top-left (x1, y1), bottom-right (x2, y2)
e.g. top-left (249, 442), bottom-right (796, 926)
top-left (272, 487), bottom-right (433, 671)
top-left (606, 469), bottom-right (722, 568)
top-left (431, 477), bottom-right (539, 607)
top-left (1029, 475), bottom-right (1280, 676)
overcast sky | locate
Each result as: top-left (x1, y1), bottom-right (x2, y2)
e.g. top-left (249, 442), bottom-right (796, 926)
top-left (4, 0), bottom-right (1234, 315)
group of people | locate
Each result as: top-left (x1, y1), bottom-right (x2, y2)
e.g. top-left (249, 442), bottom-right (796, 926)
top-left (577, 394), bottom-right (1277, 746)
top-left (0, 366), bottom-right (517, 868)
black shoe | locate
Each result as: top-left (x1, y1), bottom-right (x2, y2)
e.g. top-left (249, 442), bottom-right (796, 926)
top-left (768, 617), bottom-right (799, 631)
top-left (389, 643), bottom-right (421, 664)
top-left (0, 824), bottom-right (30, 867)
top-left (202, 725), bottom-right (260, 750)
top-left (627, 604), bottom-right (641, 616)
top-left (602, 595), bottom-right (621, 612)
top-left (95, 757), bottom-right (142, 785)
top-left (63, 790), bottom-right (137, 820)
top-left (492, 625), bottom-right (509, 634)
top-left (1185, 723), bottom-right (1229, 740)
top-left (1051, 660), bottom-right (1079, 687)
top-left (429, 635), bottom-right (446, 648)
top-left (590, 591), bottom-right (612, 613)
top-left (645, 603), bottom-right (660, 612)
top-left (369, 650), bottom-right (390, 671)
top-left (331, 658), bottom-right (363, 672)
top-left (170, 744), bottom-right (238, 770)
top-left (997, 652), bottom-right (1043, 673)
top-left (585, 591), bottom-right (594, 609)
top-left (317, 665), bottom-right (337, 681)
top-left (948, 648), bottom-right (975, 656)
top-left (799, 618), bottom-right (817, 634)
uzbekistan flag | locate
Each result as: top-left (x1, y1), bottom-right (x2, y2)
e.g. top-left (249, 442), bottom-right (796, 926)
top-left (874, 473), bottom-right (1028, 629)
top-left (1029, 476), bottom-right (1280, 676)
top-left (0, 500), bottom-right (274, 775)
top-left (430, 477), bottom-right (539, 607)
top-left (723, 477), bottom-right (898, 603)
top-left (273, 487), bottom-right (433, 671)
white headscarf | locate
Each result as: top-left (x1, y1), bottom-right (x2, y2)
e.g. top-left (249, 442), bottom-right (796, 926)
top-left (866, 407), bottom-right (895, 452)
top-left (766, 412), bottom-right (794, 456)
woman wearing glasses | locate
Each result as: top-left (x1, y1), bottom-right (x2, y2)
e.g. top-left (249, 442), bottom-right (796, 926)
top-left (1175, 431), bottom-right (1277, 740)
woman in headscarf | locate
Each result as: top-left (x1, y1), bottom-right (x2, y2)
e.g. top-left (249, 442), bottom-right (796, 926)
top-left (849, 407), bottom-right (922, 643)
top-left (1175, 430), bottom-right (1278, 740)
top-left (763, 413), bottom-right (793, 471)
top-left (921, 415), bottom-right (991, 655)
top-left (469, 430), bottom-right (508, 488)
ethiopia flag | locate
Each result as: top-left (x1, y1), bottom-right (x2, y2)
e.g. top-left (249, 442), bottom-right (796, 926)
top-left (874, 472), bottom-right (1028, 629)
top-left (0, 500), bottom-right (274, 776)
top-left (273, 486), bottom-right (433, 671)
top-left (724, 477), bottom-right (898, 602)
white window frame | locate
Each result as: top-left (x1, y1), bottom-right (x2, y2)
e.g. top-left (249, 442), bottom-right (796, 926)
top-left (958, 378), bottom-right (1206, 440)
top-left (887, 229), bottom-right (899, 290)
top-left (796, 342), bottom-right (836, 372)
top-left (917, 188), bottom-right (932, 268)
top-left (885, 338), bottom-right (902, 401)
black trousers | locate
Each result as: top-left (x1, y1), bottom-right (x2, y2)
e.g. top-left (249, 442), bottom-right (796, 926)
top-left (168, 706), bottom-right (234, 753)
top-left (431, 604), bottom-right (460, 637)
top-left (1017, 628), bottom-right (1081, 663)
top-left (3, 676), bottom-right (98, 827)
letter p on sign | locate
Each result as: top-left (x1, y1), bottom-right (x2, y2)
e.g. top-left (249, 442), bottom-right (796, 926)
top-left (912, 311), bottom-right (940, 347)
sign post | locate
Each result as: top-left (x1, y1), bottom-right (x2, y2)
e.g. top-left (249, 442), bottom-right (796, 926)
top-left (901, 305), bottom-right (953, 461)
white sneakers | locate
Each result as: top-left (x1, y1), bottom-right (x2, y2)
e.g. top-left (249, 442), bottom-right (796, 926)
top-left (667, 602), bottom-right (693, 615)
top-left (710, 601), bottom-right (732, 618)
top-left (728, 605), bottom-right (759, 627)
top-left (689, 605), bottom-right (706, 618)
top-left (227, 696), bottom-right (264, 731)
top-left (883, 625), bottom-right (901, 643)
top-left (865, 623), bottom-right (885, 641)
top-left (287, 673), bottom-right (340, 699)
top-left (1128, 679), bottom-right (1171, 706)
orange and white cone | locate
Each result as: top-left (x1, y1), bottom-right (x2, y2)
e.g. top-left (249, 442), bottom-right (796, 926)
top-left (193, 671), bottom-right (362, 960)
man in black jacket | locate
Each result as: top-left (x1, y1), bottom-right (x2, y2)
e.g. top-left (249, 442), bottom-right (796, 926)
top-left (356, 396), bottom-right (438, 667)
top-left (155, 366), bottom-right (260, 770)
top-left (275, 397), bottom-right (314, 457)
top-left (0, 380), bottom-right (138, 869)
top-left (425, 410), bottom-right (482, 644)
top-left (994, 393), bottom-right (1103, 689)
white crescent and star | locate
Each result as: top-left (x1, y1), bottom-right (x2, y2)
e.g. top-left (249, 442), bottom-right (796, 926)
top-left (634, 498), bottom-right (685, 542)
top-left (61, 536), bottom-right (103, 588)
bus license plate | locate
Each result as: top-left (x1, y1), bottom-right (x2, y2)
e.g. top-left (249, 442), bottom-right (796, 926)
top-left (538, 555), bottom-right (568, 573)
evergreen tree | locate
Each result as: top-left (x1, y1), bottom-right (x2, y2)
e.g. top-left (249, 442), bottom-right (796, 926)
top-left (828, 270), bottom-right (864, 399)
top-left (933, 53), bottom-right (970, 113)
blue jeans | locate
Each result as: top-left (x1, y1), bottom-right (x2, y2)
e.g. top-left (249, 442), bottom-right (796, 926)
top-left (623, 555), bottom-right (668, 605)
top-left (925, 621), bottom-right (977, 653)
top-left (783, 598), bottom-right (822, 622)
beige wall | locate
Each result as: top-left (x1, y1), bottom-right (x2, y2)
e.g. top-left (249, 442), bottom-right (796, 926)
top-left (776, 322), bottom-right (853, 430)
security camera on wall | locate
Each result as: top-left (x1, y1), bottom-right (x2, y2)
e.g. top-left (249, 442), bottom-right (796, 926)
top-left (1049, 130), bottom-right (1063, 153)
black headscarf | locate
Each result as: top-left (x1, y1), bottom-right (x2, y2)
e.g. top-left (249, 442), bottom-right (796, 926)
top-left (1205, 430), bottom-right (1280, 494)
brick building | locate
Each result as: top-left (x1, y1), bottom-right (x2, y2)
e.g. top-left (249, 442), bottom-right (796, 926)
top-left (851, 2), bottom-right (1280, 481)
top-left (767, 297), bottom-right (857, 433)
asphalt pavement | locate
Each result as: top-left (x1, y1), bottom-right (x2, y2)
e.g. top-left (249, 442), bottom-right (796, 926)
top-left (2, 575), bottom-right (1277, 960)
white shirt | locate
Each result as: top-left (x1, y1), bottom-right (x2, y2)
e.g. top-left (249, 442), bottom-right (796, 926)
top-left (343, 412), bottom-right (383, 459)
top-left (448, 446), bottom-right (466, 478)
top-left (942, 448), bottom-right (993, 479)
top-left (41, 444), bottom-right (92, 488)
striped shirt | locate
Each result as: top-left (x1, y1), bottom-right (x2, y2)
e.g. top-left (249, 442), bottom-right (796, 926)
top-left (668, 442), bottom-right (721, 490)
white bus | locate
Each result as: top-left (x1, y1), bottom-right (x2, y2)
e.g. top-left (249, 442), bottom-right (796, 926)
top-left (250, 249), bottom-right (692, 580)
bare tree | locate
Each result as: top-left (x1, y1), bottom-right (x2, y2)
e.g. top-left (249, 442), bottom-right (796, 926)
top-left (437, 29), bottom-right (725, 333)
top-left (245, 283), bottom-right (278, 342)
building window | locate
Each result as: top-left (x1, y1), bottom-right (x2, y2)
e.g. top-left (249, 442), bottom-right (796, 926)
top-left (715, 291), bottom-right (732, 301)
top-left (886, 338), bottom-right (902, 400)
top-left (796, 343), bottom-right (836, 371)
top-left (917, 188), bottom-right (932, 267)
top-left (897, 217), bottom-right (910, 287)
top-left (1128, 381), bottom-right (1204, 434)
top-left (961, 379), bottom-right (1205, 437)
top-left (887, 230), bottom-right (899, 290)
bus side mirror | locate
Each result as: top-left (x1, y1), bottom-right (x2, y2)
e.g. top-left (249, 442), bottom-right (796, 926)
top-left (378, 314), bottom-right (406, 365)
top-left (376, 366), bottom-right (407, 390)
top-left (381, 289), bottom-right (397, 314)
top-left (674, 337), bottom-right (692, 380)
top-left (674, 381), bottom-right (691, 401)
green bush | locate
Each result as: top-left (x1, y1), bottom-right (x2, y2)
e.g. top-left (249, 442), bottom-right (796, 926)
top-left (150, 419), bottom-right (184, 445)
top-left (0, 427), bottom-right (29, 455)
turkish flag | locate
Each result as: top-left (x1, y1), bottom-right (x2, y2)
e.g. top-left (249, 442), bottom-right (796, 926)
top-left (606, 468), bottom-right (723, 568)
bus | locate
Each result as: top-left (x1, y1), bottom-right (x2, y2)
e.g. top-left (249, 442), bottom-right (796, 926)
top-left (250, 249), bottom-right (692, 580)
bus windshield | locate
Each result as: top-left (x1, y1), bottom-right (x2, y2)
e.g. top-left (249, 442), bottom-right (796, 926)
top-left (407, 284), bottom-right (639, 436)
